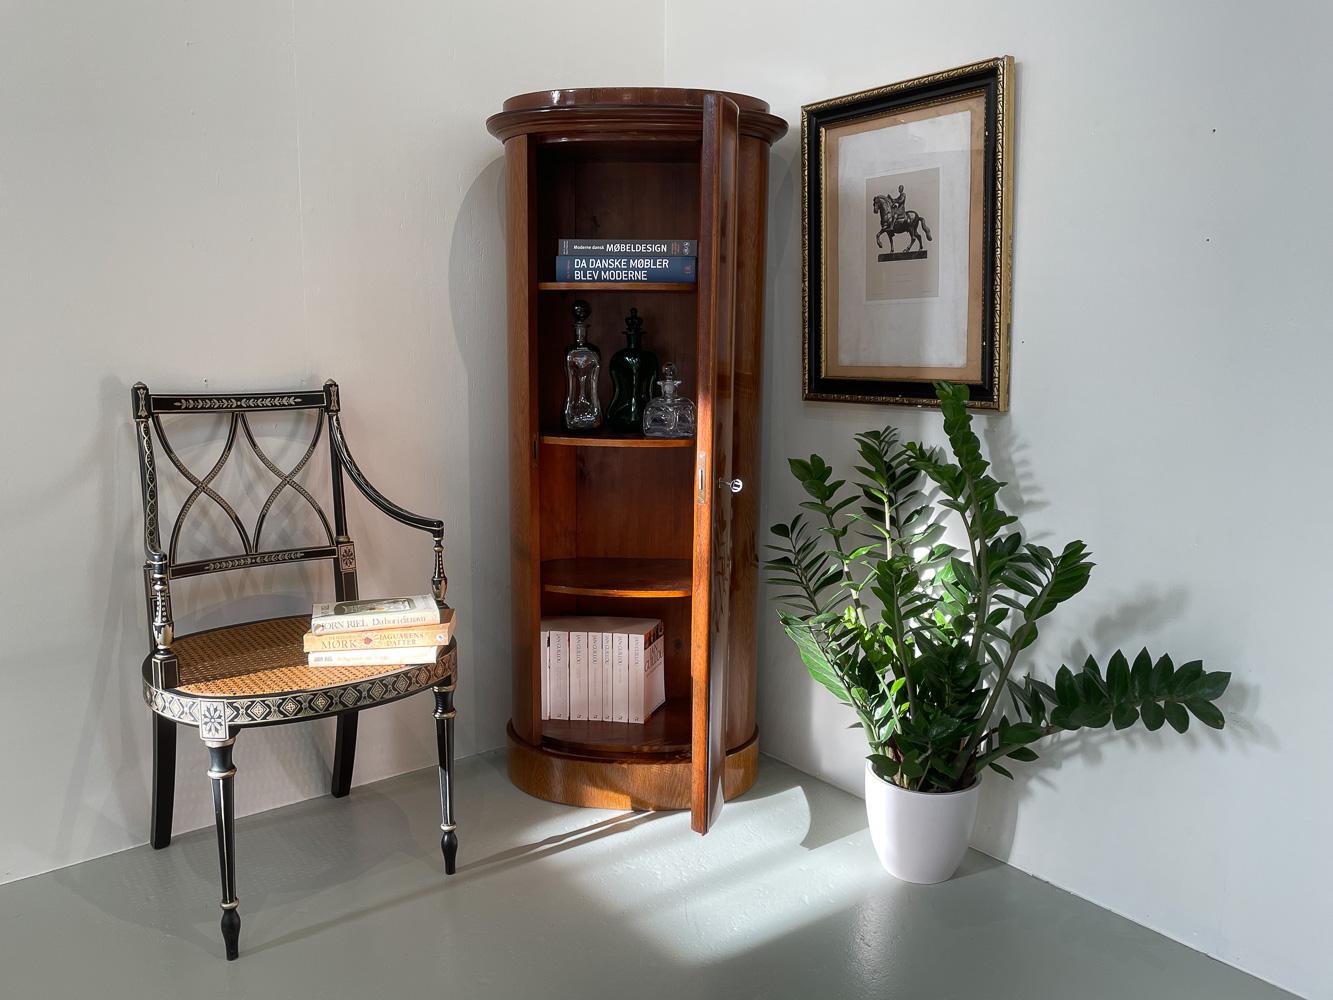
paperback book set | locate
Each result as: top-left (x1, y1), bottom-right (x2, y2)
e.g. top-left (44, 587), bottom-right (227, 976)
top-left (305, 594), bottom-right (454, 667)
top-left (540, 616), bottom-right (666, 723)
top-left (554, 237), bottom-right (697, 284)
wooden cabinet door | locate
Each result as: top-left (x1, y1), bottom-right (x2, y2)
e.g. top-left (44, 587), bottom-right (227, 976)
top-left (690, 93), bottom-right (741, 834)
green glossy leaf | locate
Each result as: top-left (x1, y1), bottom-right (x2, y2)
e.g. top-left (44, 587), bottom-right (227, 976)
top-left (1111, 703), bottom-right (1139, 730)
top-left (1151, 654), bottom-right (1175, 694)
top-left (1140, 701), bottom-right (1166, 731)
top-left (1185, 700), bottom-right (1225, 729)
top-left (1172, 660), bottom-right (1204, 697)
top-left (1131, 648), bottom-right (1153, 699)
top-left (1164, 702), bottom-right (1190, 734)
top-left (1106, 650), bottom-right (1130, 702)
top-left (1055, 665), bottom-right (1078, 707)
top-left (1187, 670), bottom-right (1231, 702)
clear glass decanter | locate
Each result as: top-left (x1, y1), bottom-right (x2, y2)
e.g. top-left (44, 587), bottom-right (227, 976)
top-left (641, 362), bottom-right (696, 439)
top-left (563, 299), bottom-right (602, 431)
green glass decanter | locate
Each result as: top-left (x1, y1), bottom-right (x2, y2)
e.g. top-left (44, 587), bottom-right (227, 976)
top-left (606, 307), bottom-right (659, 433)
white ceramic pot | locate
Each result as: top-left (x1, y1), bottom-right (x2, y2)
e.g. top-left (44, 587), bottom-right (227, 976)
top-left (864, 761), bottom-right (981, 883)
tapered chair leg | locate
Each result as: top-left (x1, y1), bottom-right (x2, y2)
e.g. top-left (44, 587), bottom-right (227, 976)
top-left (330, 710), bottom-right (358, 798)
top-left (433, 684), bottom-right (458, 875)
top-left (150, 714), bottom-right (177, 849)
top-left (206, 739), bottom-right (241, 961)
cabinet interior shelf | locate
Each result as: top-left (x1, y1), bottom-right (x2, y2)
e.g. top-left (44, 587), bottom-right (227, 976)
top-left (540, 430), bottom-right (694, 449)
top-left (541, 557), bottom-right (692, 598)
top-left (538, 281), bottom-right (696, 293)
top-left (541, 696), bottom-right (691, 756)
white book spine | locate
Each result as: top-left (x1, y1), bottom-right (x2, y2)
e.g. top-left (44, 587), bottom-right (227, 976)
top-left (612, 632), bottom-right (630, 723)
top-left (540, 630), bottom-right (549, 721)
top-left (551, 631), bottom-right (570, 721)
top-left (601, 631), bottom-right (614, 721)
top-left (628, 632), bottom-right (646, 724)
top-left (643, 636), bottom-right (666, 718)
top-left (587, 633), bottom-right (603, 722)
top-left (569, 631), bottom-right (588, 721)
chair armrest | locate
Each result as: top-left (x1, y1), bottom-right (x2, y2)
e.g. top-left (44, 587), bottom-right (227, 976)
top-left (328, 415), bottom-right (444, 534)
top-left (328, 413), bottom-right (449, 604)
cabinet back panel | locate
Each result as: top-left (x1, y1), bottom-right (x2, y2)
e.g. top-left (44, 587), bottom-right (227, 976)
top-left (535, 154), bottom-right (701, 281)
top-left (537, 444), bottom-right (693, 562)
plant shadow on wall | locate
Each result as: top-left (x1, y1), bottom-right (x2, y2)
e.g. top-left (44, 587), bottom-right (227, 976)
top-left (764, 382), bottom-right (1233, 881)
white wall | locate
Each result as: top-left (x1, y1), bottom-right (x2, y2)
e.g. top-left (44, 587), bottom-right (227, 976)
top-left (0, 0), bottom-right (663, 885)
top-left (666, 2), bottom-right (1331, 997)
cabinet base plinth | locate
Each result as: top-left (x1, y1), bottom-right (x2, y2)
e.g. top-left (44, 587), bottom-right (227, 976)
top-left (506, 722), bottom-right (758, 811)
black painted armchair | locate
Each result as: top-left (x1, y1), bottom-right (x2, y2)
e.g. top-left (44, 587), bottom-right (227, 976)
top-left (131, 379), bottom-right (458, 960)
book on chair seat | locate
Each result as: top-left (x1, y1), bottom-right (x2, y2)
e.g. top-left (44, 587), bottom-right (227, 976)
top-left (308, 645), bottom-right (441, 667)
top-left (310, 594), bottom-right (443, 634)
top-left (303, 611), bottom-right (455, 652)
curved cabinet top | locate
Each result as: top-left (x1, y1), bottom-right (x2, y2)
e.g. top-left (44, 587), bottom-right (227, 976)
top-left (487, 87), bottom-right (787, 144)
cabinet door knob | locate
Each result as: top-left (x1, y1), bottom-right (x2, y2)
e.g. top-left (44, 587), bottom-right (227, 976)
top-left (718, 478), bottom-right (743, 494)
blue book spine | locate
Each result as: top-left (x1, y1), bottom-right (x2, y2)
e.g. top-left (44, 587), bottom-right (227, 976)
top-left (558, 239), bottom-right (697, 256)
top-left (554, 255), bottom-right (697, 283)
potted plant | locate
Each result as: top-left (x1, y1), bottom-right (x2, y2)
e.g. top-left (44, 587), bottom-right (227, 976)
top-left (765, 382), bottom-right (1230, 883)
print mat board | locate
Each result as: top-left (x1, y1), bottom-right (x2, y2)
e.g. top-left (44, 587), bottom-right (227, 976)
top-left (802, 57), bottom-right (1014, 409)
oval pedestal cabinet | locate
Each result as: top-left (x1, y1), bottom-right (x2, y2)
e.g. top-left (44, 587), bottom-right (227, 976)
top-left (488, 88), bottom-right (786, 833)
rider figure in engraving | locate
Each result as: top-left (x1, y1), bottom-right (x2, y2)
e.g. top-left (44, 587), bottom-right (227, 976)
top-left (886, 185), bottom-right (908, 226)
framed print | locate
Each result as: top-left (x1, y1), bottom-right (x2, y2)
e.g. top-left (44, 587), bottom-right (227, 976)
top-left (802, 56), bottom-right (1014, 409)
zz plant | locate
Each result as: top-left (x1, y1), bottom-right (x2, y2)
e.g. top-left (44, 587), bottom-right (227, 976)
top-left (765, 382), bottom-right (1229, 792)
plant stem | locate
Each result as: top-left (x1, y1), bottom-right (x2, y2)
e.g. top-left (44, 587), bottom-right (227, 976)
top-left (882, 494), bottom-right (918, 718)
top-left (954, 625), bottom-right (1026, 771)
top-left (960, 467), bottom-right (990, 665)
top-left (823, 508), bottom-right (868, 627)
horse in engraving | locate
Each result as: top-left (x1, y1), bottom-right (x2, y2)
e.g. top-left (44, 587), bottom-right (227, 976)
top-left (872, 186), bottom-right (933, 254)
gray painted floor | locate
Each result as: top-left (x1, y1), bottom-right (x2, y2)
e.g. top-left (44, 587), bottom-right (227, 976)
top-left (0, 752), bottom-right (1292, 1000)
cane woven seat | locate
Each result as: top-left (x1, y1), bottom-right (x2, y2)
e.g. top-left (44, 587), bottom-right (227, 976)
top-left (173, 615), bottom-right (452, 698)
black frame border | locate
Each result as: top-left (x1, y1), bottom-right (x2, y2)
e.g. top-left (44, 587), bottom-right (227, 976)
top-left (802, 57), bottom-right (1013, 409)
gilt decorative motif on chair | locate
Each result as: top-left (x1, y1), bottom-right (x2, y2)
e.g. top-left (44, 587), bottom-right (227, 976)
top-left (131, 379), bottom-right (458, 961)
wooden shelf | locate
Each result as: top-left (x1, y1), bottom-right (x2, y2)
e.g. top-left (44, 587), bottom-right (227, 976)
top-left (540, 430), bottom-right (694, 449)
top-left (538, 281), bottom-right (696, 293)
top-left (541, 557), bottom-right (692, 598)
top-left (540, 696), bottom-right (691, 756)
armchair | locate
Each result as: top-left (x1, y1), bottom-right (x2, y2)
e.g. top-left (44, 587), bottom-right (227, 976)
top-left (132, 379), bottom-right (458, 960)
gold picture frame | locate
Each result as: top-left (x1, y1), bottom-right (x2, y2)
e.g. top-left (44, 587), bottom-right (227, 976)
top-left (802, 56), bottom-right (1015, 409)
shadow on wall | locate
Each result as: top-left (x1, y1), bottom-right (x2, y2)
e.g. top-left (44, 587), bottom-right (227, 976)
top-left (46, 375), bottom-right (151, 867)
top-left (977, 577), bottom-right (1276, 861)
top-left (53, 376), bottom-right (350, 868)
top-left (447, 153), bottom-right (512, 754)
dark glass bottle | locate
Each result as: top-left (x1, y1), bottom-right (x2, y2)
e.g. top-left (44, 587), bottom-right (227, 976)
top-left (606, 307), bottom-right (659, 432)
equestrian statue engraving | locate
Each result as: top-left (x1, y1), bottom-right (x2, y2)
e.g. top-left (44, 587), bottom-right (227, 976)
top-left (872, 185), bottom-right (933, 256)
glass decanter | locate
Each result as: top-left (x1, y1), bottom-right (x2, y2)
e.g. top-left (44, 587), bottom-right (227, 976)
top-left (562, 299), bottom-right (602, 431)
top-left (642, 362), bottom-right (696, 439)
top-left (606, 307), bottom-right (659, 433)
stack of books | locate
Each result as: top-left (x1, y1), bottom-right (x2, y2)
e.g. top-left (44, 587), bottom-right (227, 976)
top-left (554, 238), bottom-right (697, 284)
top-left (304, 594), bottom-right (455, 667)
top-left (540, 615), bottom-right (665, 723)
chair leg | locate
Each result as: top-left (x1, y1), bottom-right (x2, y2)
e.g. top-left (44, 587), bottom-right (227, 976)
top-left (433, 685), bottom-right (458, 875)
top-left (330, 711), bottom-right (359, 798)
top-left (150, 714), bottom-right (176, 849)
top-left (206, 739), bottom-right (241, 961)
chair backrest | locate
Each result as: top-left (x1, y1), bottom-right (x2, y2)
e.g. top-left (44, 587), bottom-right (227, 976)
top-left (132, 380), bottom-right (360, 684)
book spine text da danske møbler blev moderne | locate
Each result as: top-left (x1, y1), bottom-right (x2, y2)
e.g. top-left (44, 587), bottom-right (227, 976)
top-left (555, 255), bottom-right (697, 283)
